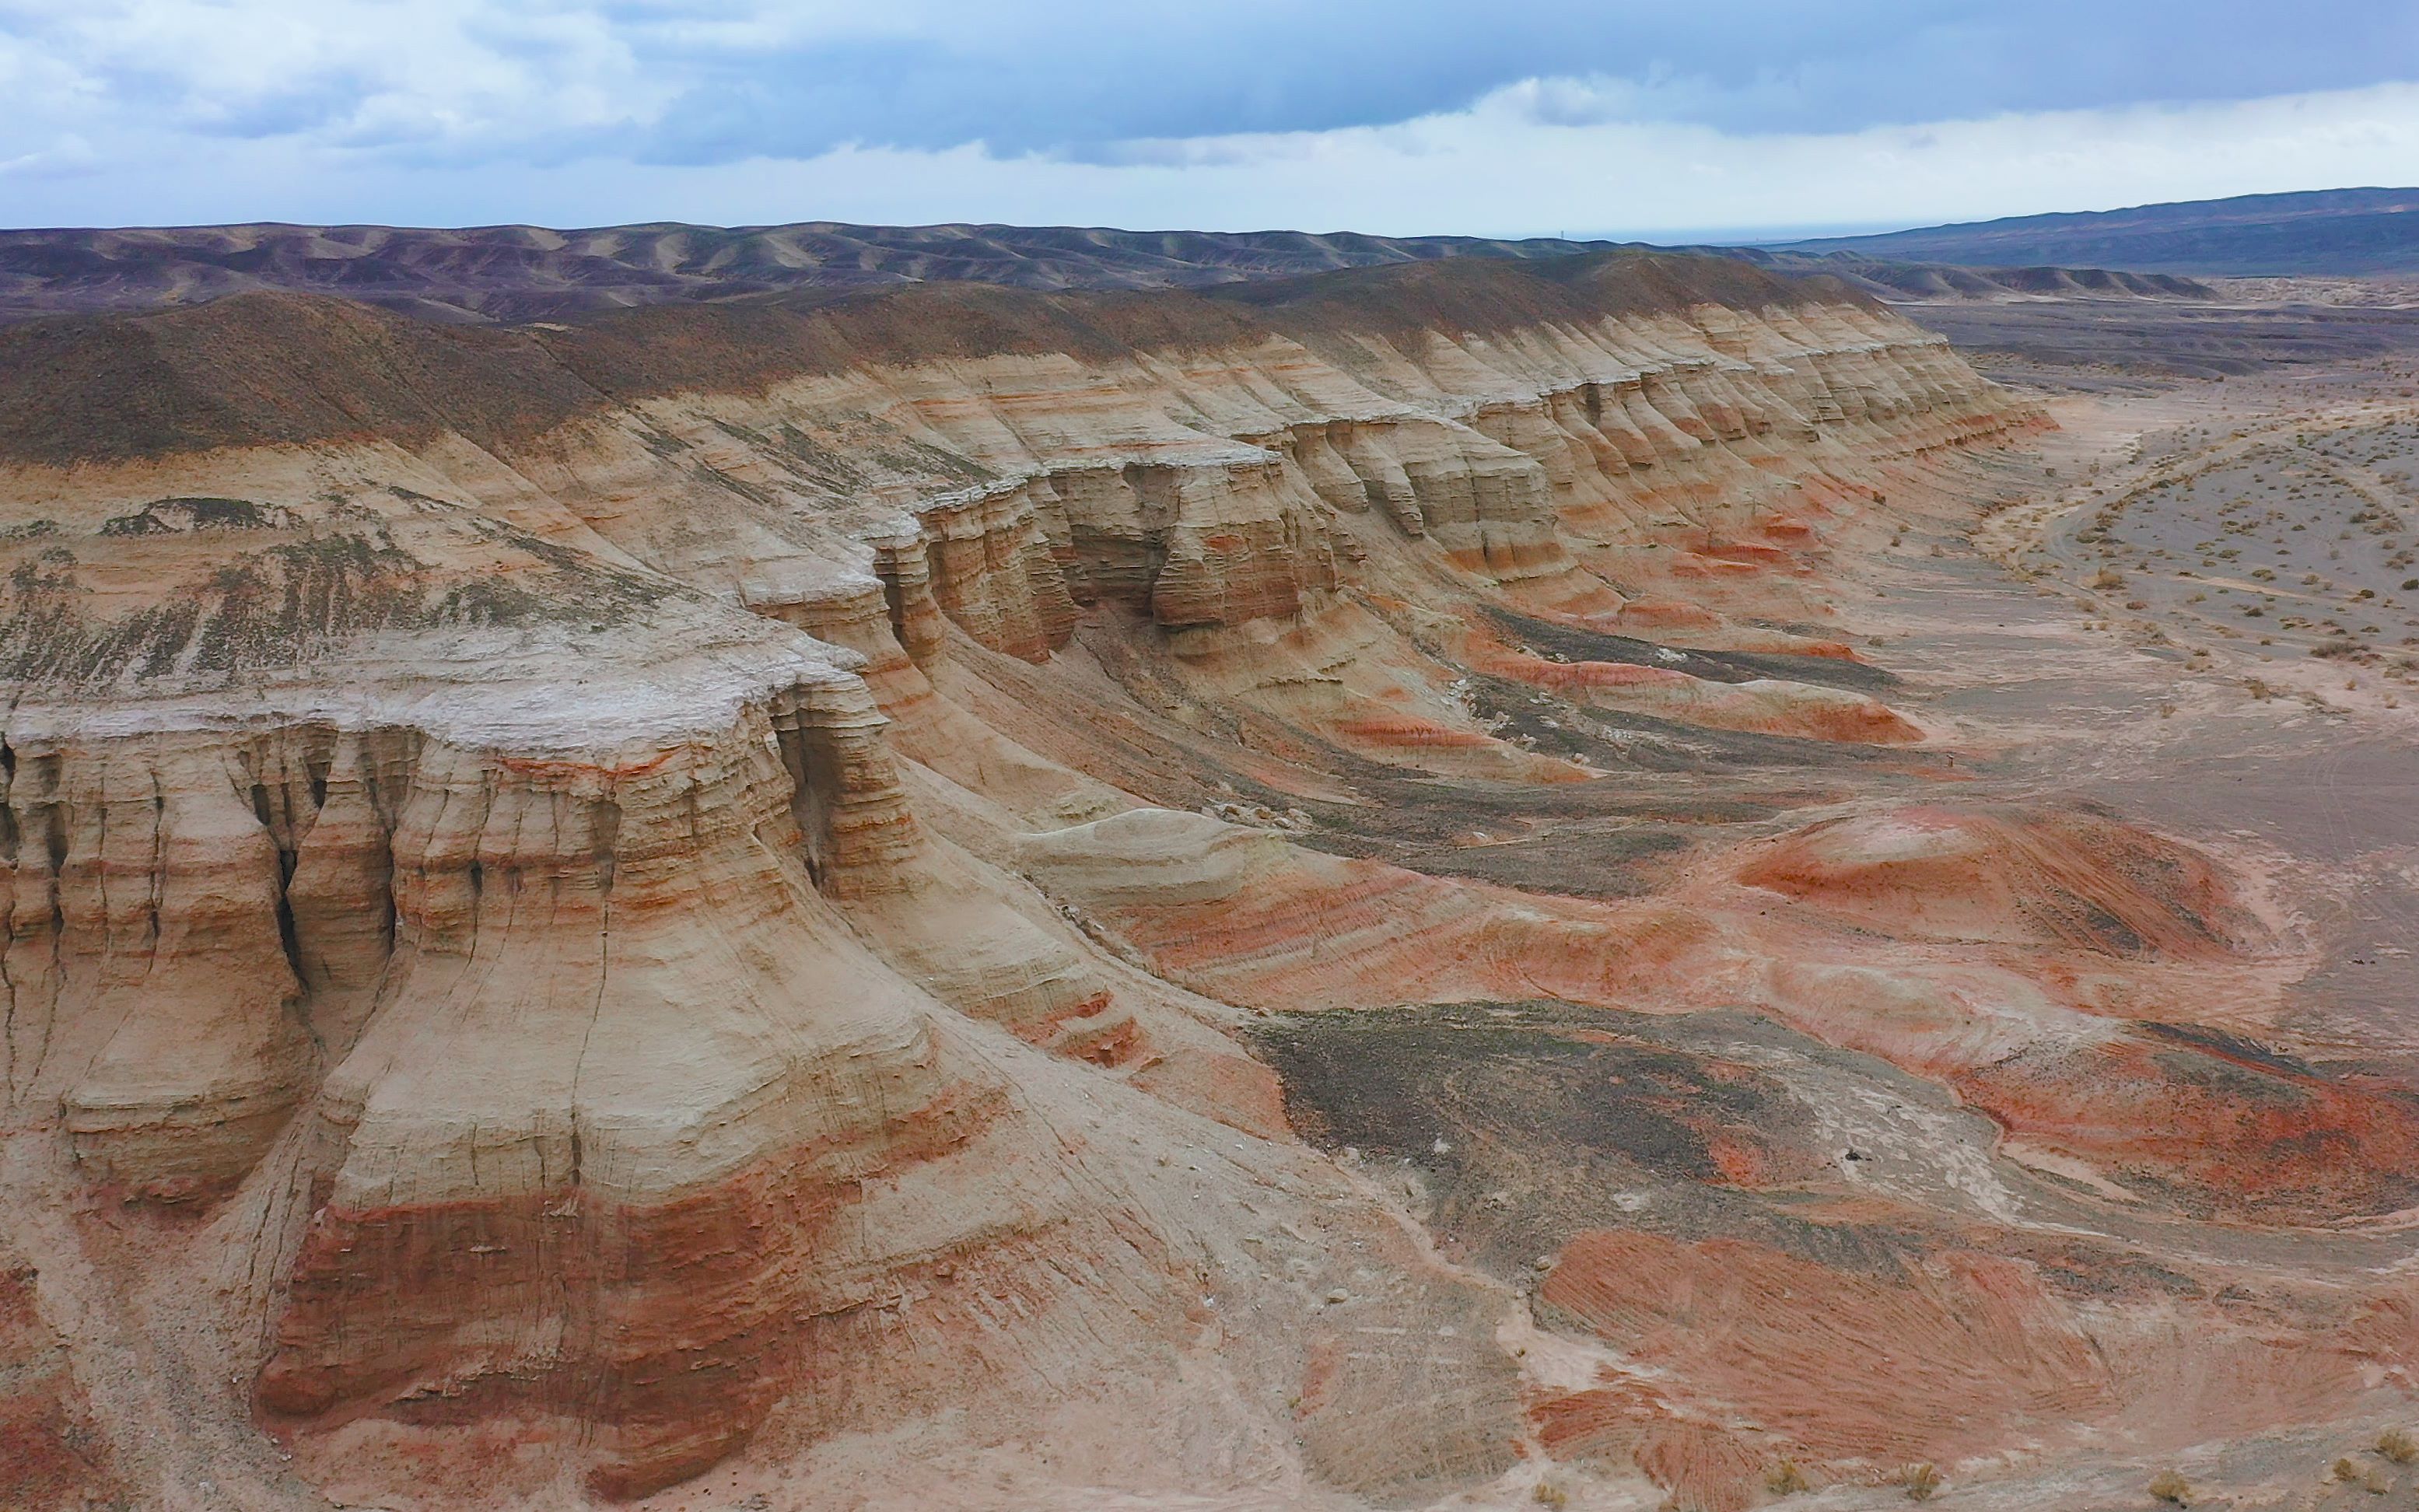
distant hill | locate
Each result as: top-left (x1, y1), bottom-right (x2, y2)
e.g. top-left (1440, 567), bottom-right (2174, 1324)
top-left (0, 222), bottom-right (1621, 326)
top-left (1770, 187), bottom-right (2419, 275)
top-left (1716, 250), bottom-right (2212, 303)
top-left (0, 218), bottom-right (2221, 329)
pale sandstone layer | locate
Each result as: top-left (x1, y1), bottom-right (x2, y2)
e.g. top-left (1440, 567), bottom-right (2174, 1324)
top-left (12, 251), bottom-right (2375, 1511)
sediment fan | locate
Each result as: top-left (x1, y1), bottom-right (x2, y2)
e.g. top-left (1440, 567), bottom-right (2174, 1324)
top-left (2, 247), bottom-right (2404, 1511)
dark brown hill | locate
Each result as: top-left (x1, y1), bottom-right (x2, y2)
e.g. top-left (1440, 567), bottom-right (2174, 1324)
top-left (0, 220), bottom-right (1621, 327)
top-left (0, 249), bottom-right (1850, 467)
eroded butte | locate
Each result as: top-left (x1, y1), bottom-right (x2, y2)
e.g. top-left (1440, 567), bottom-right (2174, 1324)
top-left (2, 249), bottom-right (2416, 1511)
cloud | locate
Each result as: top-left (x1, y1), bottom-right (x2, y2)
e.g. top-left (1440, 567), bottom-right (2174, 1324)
top-left (704, 82), bottom-right (2419, 237)
top-left (0, 0), bottom-right (2414, 231)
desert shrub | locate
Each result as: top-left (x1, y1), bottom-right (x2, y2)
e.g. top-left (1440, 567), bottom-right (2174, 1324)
top-left (1766, 1459), bottom-right (1812, 1495)
top-left (2381, 1427), bottom-right (2418, 1464)
top-left (1902, 1462), bottom-right (1943, 1502)
top-left (2148, 1468), bottom-right (2190, 1504)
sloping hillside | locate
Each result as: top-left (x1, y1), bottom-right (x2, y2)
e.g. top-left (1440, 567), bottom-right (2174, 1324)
top-left (0, 220), bottom-right (1618, 325)
top-left (1774, 187), bottom-right (2419, 275)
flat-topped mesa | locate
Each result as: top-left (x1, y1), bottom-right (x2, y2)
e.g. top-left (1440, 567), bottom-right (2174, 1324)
top-left (0, 250), bottom-right (2032, 678)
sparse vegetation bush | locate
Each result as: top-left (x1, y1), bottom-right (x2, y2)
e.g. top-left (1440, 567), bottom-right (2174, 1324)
top-left (2148, 1468), bottom-right (2190, 1504)
top-left (1766, 1459), bottom-right (1812, 1495)
top-left (2381, 1427), bottom-right (2418, 1464)
top-left (1902, 1462), bottom-right (1943, 1502)
top-left (1532, 1478), bottom-right (1570, 1508)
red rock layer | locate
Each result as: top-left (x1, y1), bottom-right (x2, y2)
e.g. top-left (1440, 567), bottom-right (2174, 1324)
top-left (1536, 1229), bottom-right (2108, 1487)
top-left (1949, 1033), bottom-right (2419, 1222)
top-left (0, 1251), bottom-right (123, 1511)
top-left (1735, 806), bottom-right (2262, 955)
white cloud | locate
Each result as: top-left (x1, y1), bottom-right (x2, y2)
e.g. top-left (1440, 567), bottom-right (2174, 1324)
top-left (0, 0), bottom-right (2414, 237)
top-left (992, 80), bottom-right (2419, 237)
top-left (0, 0), bottom-right (668, 155)
top-left (359, 82), bottom-right (2419, 236)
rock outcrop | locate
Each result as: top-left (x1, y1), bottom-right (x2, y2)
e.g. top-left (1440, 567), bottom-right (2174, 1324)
top-left (0, 249), bottom-right (2189, 1510)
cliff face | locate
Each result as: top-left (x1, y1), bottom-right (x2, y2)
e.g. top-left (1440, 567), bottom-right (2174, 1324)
top-left (0, 251), bottom-right (2090, 1507)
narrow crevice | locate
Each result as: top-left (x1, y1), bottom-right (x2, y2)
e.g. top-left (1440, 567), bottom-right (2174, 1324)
top-left (590, 800), bottom-right (621, 895)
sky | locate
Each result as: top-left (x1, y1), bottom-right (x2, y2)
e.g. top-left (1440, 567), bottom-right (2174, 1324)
top-left (2, 1), bottom-right (2417, 236)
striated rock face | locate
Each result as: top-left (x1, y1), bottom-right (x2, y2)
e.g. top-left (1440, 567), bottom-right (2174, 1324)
top-left (254, 719), bottom-right (957, 1489)
top-left (31, 736), bottom-right (317, 1199)
top-left (33, 247), bottom-right (2361, 1509)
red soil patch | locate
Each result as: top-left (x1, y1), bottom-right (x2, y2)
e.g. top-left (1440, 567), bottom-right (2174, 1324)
top-left (1667, 555), bottom-right (1763, 579)
top-left (1104, 855), bottom-right (1714, 1014)
top-left (1737, 805), bottom-right (2260, 957)
top-left (1331, 713), bottom-right (1498, 749)
top-left (1534, 1230), bottom-right (2106, 1503)
top-left (1955, 1029), bottom-right (2419, 1221)
top-left (0, 1262), bottom-right (122, 1512)
top-left (1700, 541), bottom-right (1798, 567)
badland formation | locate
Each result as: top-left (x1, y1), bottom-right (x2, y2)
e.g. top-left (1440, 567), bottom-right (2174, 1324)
top-left (5, 212), bottom-right (2419, 1510)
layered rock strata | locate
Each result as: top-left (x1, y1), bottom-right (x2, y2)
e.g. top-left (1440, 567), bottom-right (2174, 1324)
top-left (0, 251), bottom-right (2067, 1508)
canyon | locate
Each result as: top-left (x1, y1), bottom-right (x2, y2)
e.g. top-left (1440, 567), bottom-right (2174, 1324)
top-left (2, 245), bottom-right (2417, 1512)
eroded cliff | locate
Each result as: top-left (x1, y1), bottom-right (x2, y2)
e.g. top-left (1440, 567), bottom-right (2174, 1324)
top-left (9, 250), bottom-right (2375, 1511)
